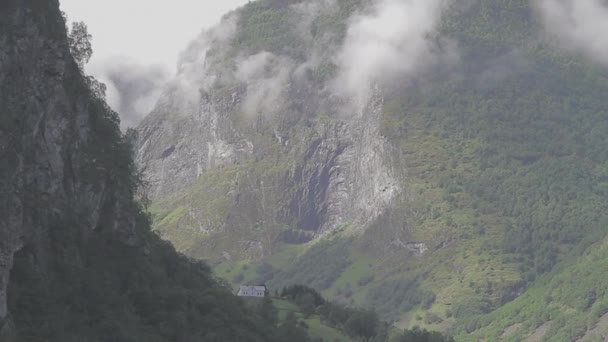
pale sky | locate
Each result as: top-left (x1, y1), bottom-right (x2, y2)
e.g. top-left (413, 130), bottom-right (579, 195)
top-left (59, 0), bottom-right (250, 72)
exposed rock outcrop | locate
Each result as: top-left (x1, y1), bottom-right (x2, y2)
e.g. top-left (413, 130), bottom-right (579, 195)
top-left (0, 0), bottom-right (136, 329)
top-left (136, 57), bottom-right (400, 259)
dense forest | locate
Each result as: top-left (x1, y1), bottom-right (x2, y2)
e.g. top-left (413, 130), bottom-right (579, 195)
top-left (140, 0), bottom-right (608, 340)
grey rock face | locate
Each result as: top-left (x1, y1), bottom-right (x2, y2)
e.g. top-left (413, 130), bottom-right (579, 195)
top-left (136, 52), bottom-right (400, 256)
top-left (136, 88), bottom-right (245, 199)
top-left (0, 0), bottom-right (136, 325)
top-left (285, 91), bottom-right (399, 234)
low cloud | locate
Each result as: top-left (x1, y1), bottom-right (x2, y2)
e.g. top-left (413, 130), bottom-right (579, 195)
top-left (291, 0), bottom-right (338, 41)
top-left (147, 0), bottom-right (459, 122)
top-left (236, 52), bottom-right (294, 119)
top-left (333, 0), bottom-right (455, 110)
top-left (477, 49), bottom-right (531, 88)
top-left (155, 15), bottom-right (239, 116)
top-left (537, 0), bottom-right (608, 66)
top-left (89, 58), bottom-right (170, 130)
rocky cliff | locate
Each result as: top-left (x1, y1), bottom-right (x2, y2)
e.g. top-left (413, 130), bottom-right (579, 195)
top-left (137, 84), bottom-right (399, 232)
top-left (136, 1), bottom-right (403, 261)
top-left (0, 0), bottom-right (137, 330)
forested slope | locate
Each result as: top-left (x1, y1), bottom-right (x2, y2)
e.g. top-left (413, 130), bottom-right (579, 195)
top-left (135, 0), bottom-right (608, 340)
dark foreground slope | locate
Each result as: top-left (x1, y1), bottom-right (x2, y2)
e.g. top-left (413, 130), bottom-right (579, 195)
top-left (0, 1), bottom-right (283, 341)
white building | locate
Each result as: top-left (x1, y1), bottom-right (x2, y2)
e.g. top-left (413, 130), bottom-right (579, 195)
top-left (237, 285), bottom-right (266, 298)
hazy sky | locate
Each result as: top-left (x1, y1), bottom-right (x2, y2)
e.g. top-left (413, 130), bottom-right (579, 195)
top-left (59, 0), bottom-right (250, 72)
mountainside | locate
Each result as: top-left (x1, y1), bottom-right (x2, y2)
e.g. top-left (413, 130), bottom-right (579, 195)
top-left (136, 2), bottom-right (401, 255)
top-left (136, 0), bottom-right (608, 340)
top-left (0, 1), bottom-right (458, 341)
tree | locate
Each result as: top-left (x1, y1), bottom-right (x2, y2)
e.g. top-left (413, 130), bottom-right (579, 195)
top-left (295, 293), bottom-right (317, 318)
top-left (344, 309), bottom-right (378, 339)
top-left (85, 75), bottom-right (107, 101)
top-left (68, 22), bottom-right (92, 70)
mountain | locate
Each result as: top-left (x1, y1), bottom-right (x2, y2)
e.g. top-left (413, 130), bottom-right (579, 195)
top-left (0, 0), bottom-right (459, 341)
top-left (135, 0), bottom-right (608, 340)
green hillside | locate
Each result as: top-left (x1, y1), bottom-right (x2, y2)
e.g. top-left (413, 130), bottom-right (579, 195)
top-left (265, 285), bottom-right (454, 342)
top-left (143, 0), bottom-right (608, 340)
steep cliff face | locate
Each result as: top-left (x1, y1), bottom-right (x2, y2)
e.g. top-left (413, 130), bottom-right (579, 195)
top-left (136, 2), bottom-right (400, 260)
top-left (0, 0), bottom-right (136, 328)
top-left (137, 87), bottom-right (398, 230)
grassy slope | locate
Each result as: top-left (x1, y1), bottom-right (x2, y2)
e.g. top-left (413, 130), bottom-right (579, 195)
top-left (452, 233), bottom-right (608, 341)
top-left (271, 298), bottom-right (351, 341)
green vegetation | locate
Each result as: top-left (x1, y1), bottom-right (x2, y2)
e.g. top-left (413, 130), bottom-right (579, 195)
top-left (276, 285), bottom-right (454, 342)
top-left (374, 0), bottom-right (608, 338)
top-left (233, 0), bottom-right (364, 61)
top-left (270, 239), bottom-right (353, 291)
top-left (140, 0), bottom-right (608, 339)
top-left (366, 277), bottom-right (436, 320)
top-left (67, 21), bottom-right (92, 70)
top-left (450, 236), bottom-right (608, 341)
top-left (148, 156), bottom-right (295, 260)
top-left (235, 1), bottom-right (305, 58)
top-left (8, 215), bottom-right (282, 341)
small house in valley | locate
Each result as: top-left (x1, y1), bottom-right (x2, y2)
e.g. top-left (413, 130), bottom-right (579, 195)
top-left (238, 285), bottom-right (267, 298)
